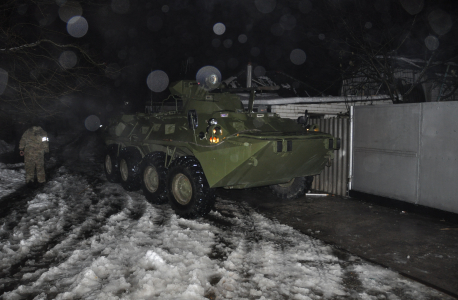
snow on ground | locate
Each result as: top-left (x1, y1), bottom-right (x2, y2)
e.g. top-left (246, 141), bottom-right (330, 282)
top-left (0, 140), bottom-right (24, 197)
top-left (0, 162), bottom-right (25, 198)
top-left (0, 134), bottom-right (454, 299)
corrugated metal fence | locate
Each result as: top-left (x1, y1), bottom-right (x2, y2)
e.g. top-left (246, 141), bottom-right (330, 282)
top-left (310, 118), bottom-right (350, 197)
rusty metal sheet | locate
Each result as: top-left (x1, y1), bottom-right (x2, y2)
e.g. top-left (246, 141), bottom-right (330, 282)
top-left (311, 118), bottom-right (349, 197)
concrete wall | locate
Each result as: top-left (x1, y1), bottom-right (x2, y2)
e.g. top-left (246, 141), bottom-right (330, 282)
top-left (352, 102), bottom-right (458, 214)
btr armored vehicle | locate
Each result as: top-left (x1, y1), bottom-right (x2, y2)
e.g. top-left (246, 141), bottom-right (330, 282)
top-left (102, 69), bottom-right (340, 218)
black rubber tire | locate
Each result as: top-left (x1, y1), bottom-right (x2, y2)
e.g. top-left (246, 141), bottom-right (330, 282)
top-left (104, 145), bottom-right (121, 183)
top-left (118, 147), bottom-right (142, 191)
top-left (305, 176), bottom-right (314, 192)
top-left (270, 177), bottom-right (307, 200)
top-left (140, 152), bottom-right (168, 205)
top-left (166, 156), bottom-right (215, 219)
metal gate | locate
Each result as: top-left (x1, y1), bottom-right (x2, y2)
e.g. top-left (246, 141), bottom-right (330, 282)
top-left (310, 118), bottom-right (349, 197)
top-left (350, 102), bottom-right (458, 214)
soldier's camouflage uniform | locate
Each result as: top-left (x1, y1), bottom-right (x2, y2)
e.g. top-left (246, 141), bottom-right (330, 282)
top-left (19, 126), bottom-right (49, 183)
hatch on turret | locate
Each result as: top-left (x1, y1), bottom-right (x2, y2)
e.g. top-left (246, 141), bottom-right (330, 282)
top-left (169, 80), bottom-right (205, 99)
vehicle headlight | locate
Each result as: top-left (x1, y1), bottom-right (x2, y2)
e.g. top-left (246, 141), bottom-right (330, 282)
top-left (213, 126), bottom-right (222, 135)
top-left (208, 125), bottom-right (224, 144)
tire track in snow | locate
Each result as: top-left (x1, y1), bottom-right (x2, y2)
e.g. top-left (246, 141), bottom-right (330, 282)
top-left (0, 158), bottom-right (64, 223)
top-left (0, 172), bottom-right (126, 297)
top-left (1, 128), bottom-right (170, 300)
top-left (0, 131), bottom-right (95, 244)
top-left (17, 198), bottom-right (215, 299)
top-left (204, 200), bottom-right (239, 263)
top-left (203, 198), bottom-right (348, 299)
top-left (219, 201), bottom-right (365, 298)
top-left (203, 199), bottom-right (275, 298)
top-left (30, 191), bottom-right (151, 299)
top-left (209, 197), bottom-right (451, 299)
top-left (2, 183), bottom-right (453, 300)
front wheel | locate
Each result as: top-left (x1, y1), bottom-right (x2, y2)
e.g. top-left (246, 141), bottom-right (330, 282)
top-left (166, 156), bottom-right (215, 219)
top-left (270, 176), bottom-right (308, 200)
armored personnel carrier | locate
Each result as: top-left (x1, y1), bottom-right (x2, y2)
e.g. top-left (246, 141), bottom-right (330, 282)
top-left (102, 68), bottom-right (340, 218)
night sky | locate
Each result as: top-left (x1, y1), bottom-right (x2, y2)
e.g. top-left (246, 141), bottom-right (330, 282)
top-left (1, 0), bottom-right (458, 118)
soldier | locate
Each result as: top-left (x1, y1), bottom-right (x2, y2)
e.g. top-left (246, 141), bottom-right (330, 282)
top-left (19, 126), bottom-right (49, 184)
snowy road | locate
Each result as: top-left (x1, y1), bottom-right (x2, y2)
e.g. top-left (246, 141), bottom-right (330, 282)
top-left (0, 135), bottom-right (454, 300)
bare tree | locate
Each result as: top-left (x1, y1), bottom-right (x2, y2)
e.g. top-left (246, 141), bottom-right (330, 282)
top-left (0, 0), bottom-right (106, 119)
top-left (315, 0), bottom-right (458, 103)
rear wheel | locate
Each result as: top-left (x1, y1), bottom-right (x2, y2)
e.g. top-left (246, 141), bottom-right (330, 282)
top-left (104, 145), bottom-right (121, 183)
top-left (166, 156), bottom-right (215, 219)
top-left (270, 176), bottom-right (307, 200)
top-left (140, 152), bottom-right (168, 204)
top-left (118, 148), bottom-right (142, 191)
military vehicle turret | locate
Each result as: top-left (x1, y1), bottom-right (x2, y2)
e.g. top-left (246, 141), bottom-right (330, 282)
top-left (102, 67), bottom-right (340, 218)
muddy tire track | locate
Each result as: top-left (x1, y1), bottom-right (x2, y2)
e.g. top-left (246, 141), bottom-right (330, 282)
top-left (0, 174), bottom-right (127, 297)
top-left (203, 199), bottom-right (274, 298)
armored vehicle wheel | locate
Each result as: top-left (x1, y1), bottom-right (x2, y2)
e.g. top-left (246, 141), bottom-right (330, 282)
top-left (270, 177), bottom-right (307, 200)
top-left (140, 152), bottom-right (168, 204)
top-left (119, 147), bottom-right (142, 191)
top-left (305, 176), bottom-right (314, 192)
top-left (166, 156), bottom-right (215, 219)
top-left (104, 145), bottom-right (121, 183)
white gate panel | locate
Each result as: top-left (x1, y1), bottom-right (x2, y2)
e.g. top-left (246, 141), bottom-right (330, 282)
top-left (419, 103), bottom-right (458, 213)
top-left (353, 105), bottom-right (421, 152)
top-left (352, 105), bottom-right (420, 203)
top-left (352, 102), bottom-right (458, 214)
top-left (353, 150), bottom-right (418, 202)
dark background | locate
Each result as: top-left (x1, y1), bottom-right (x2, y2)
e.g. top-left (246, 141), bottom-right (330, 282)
top-left (1, 0), bottom-right (457, 129)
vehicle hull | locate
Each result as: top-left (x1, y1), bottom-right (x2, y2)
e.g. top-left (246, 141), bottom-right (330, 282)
top-left (193, 135), bottom-right (332, 188)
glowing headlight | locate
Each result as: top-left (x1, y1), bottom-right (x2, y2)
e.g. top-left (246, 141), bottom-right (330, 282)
top-left (213, 126), bottom-right (223, 135)
top-left (208, 118), bottom-right (218, 125)
top-left (42, 137), bottom-right (49, 142)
